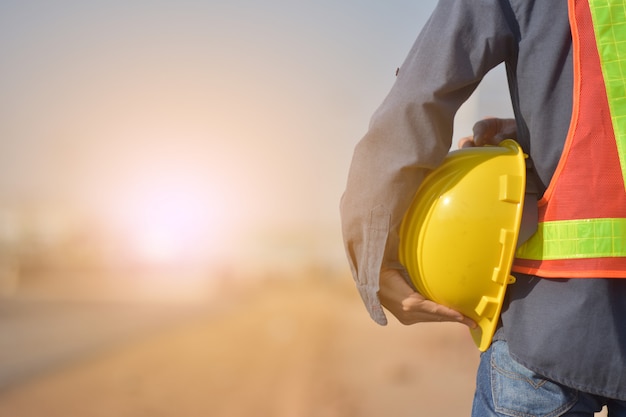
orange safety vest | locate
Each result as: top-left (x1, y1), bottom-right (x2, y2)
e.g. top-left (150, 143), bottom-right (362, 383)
top-left (513, 0), bottom-right (626, 278)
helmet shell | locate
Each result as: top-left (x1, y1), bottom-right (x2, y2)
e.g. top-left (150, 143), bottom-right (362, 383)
top-left (399, 140), bottom-right (526, 351)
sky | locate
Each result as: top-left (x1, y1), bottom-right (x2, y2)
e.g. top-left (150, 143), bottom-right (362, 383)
top-left (0, 1), bottom-right (513, 270)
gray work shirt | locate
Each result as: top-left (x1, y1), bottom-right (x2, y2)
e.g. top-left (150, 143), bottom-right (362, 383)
top-left (340, 0), bottom-right (626, 399)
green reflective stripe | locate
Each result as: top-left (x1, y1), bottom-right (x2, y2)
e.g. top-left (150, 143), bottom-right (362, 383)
top-left (589, 0), bottom-right (626, 185)
top-left (515, 218), bottom-right (626, 260)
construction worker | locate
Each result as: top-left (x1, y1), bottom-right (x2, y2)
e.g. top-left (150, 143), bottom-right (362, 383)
top-left (340, 1), bottom-right (626, 416)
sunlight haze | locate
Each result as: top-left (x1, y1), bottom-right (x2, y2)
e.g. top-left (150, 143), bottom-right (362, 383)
top-left (0, 0), bottom-right (511, 279)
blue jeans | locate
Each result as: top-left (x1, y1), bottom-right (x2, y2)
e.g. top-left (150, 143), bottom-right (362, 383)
top-left (472, 340), bottom-right (626, 417)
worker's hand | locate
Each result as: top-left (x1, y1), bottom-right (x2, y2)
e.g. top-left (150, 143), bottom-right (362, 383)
top-left (378, 268), bottom-right (476, 328)
top-left (458, 117), bottom-right (517, 148)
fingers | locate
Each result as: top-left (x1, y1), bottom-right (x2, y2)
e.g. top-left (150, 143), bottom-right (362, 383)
top-left (378, 268), bottom-right (476, 328)
top-left (472, 117), bottom-right (517, 147)
top-left (402, 293), bottom-right (477, 328)
top-left (458, 136), bottom-right (476, 148)
top-left (472, 118), bottom-right (501, 146)
top-left (458, 118), bottom-right (517, 149)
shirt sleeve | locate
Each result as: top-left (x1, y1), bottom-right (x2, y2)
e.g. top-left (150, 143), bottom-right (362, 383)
top-left (340, 0), bottom-right (515, 324)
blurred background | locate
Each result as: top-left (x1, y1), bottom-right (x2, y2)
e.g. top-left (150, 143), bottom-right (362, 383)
top-left (0, 1), bottom-right (514, 416)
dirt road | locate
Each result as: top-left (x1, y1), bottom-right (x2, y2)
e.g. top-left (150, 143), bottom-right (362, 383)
top-left (0, 275), bottom-right (479, 417)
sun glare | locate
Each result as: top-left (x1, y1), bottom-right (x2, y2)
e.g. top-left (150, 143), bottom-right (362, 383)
top-left (79, 126), bottom-right (250, 271)
top-left (130, 187), bottom-right (213, 264)
top-left (128, 179), bottom-right (228, 263)
top-left (103, 162), bottom-right (232, 267)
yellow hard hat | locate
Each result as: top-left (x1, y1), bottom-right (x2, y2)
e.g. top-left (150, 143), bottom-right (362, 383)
top-left (399, 139), bottom-right (526, 351)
